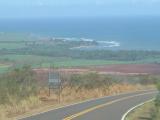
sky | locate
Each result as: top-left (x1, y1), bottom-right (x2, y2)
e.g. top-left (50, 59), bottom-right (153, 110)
top-left (0, 0), bottom-right (160, 18)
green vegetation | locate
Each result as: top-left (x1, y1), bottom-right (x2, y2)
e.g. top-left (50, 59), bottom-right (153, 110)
top-left (125, 78), bottom-right (160, 120)
top-left (0, 54), bottom-right (132, 73)
top-left (0, 64), bottom-right (10, 73)
top-left (61, 73), bottom-right (157, 94)
top-left (40, 59), bottom-right (129, 68)
top-left (0, 33), bottom-right (160, 71)
top-left (126, 102), bottom-right (154, 120)
top-left (0, 43), bottom-right (26, 49)
top-left (0, 66), bottom-right (40, 119)
top-left (66, 73), bottom-right (114, 91)
top-left (0, 55), bottom-right (127, 66)
top-left (0, 33), bottom-right (160, 75)
top-left (0, 66), bottom-right (37, 104)
top-left (152, 81), bottom-right (160, 120)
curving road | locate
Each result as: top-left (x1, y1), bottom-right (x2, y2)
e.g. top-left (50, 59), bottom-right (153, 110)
top-left (20, 90), bottom-right (157, 120)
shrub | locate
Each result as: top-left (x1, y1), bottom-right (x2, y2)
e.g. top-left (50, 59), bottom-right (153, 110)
top-left (152, 81), bottom-right (160, 120)
top-left (0, 66), bottom-right (37, 105)
top-left (65, 73), bottom-right (114, 91)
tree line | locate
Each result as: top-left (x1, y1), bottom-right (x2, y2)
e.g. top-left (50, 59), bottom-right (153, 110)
top-left (1, 45), bottom-right (160, 62)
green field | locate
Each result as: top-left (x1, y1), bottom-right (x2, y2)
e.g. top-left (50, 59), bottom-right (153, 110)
top-left (0, 54), bottom-right (134, 73)
top-left (0, 54), bottom-right (130, 68)
top-left (0, 64), bottom-right (10, 73)
top-left (0, 54), bottom-right (160, 73)
top-left (0, 43), bottom-right (26, 49)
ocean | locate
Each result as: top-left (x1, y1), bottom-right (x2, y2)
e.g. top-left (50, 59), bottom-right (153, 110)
top-left (0, 16), bottom-right (160, 50)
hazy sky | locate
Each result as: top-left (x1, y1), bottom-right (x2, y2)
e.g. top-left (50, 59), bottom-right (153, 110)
top-left (0, 0), bottom-right (160, 18)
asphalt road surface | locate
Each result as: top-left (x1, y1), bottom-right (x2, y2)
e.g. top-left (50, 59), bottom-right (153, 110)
top-left (21, 90), bottom-right (157, 120)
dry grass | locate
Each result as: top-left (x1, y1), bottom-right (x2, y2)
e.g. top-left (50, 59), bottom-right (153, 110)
top-left (0, 106), bottom-right (9, 120)
top-left (60, 84), bottom-right (141, 102)
top-left (33, 84), bottom-right (150, 115)
top-left (0, 96), bottom-right (42, 120)
top-left (0, 84), bottom-right (154, 120)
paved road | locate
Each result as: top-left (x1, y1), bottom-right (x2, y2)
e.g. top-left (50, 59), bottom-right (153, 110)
top-left (21, 90), bottom-right (157, 120)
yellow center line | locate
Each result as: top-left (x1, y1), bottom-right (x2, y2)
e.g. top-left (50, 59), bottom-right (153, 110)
top-left (63, 91), bottom-right (156, 120)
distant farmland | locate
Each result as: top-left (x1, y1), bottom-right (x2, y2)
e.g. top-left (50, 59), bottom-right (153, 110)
top-left (0, 33), bottom-right (160, 74)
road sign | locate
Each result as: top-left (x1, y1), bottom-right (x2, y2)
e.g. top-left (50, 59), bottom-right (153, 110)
top-left (49, 71), bottom-right (61, 88)
top-left (48, 69), bottom-right (62, 103)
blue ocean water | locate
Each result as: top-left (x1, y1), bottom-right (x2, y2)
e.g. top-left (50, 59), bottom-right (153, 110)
top-left (0, 16), bottom-right (160, 50)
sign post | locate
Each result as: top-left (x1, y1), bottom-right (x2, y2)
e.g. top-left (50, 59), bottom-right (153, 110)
top-left (48, 66), bottom-right (62, 103)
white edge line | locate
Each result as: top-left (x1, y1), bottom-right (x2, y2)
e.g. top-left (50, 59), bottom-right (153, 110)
top-left (121, 98), bottom-right (155, 120)
top-left (17, 89), bottom-right (156, 120)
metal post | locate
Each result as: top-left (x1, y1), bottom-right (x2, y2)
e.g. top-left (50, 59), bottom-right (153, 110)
top-left (48, 64), bottom-right (51, 97)
top-left (49, 87), bottom-right (50, 97)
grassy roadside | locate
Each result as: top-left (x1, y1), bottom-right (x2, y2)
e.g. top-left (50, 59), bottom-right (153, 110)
top-left (125, 101), bottom-right (154, 120)
top-left (126, 81), bottom-right (160, 120)
top-left (15, 84), bottom-right (148, 120)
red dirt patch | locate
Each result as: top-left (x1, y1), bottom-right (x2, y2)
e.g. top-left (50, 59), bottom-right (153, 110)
top-left (93, 64), bottom-right (160, 75)
top-left (34, 64), bottom-right (160, 75)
